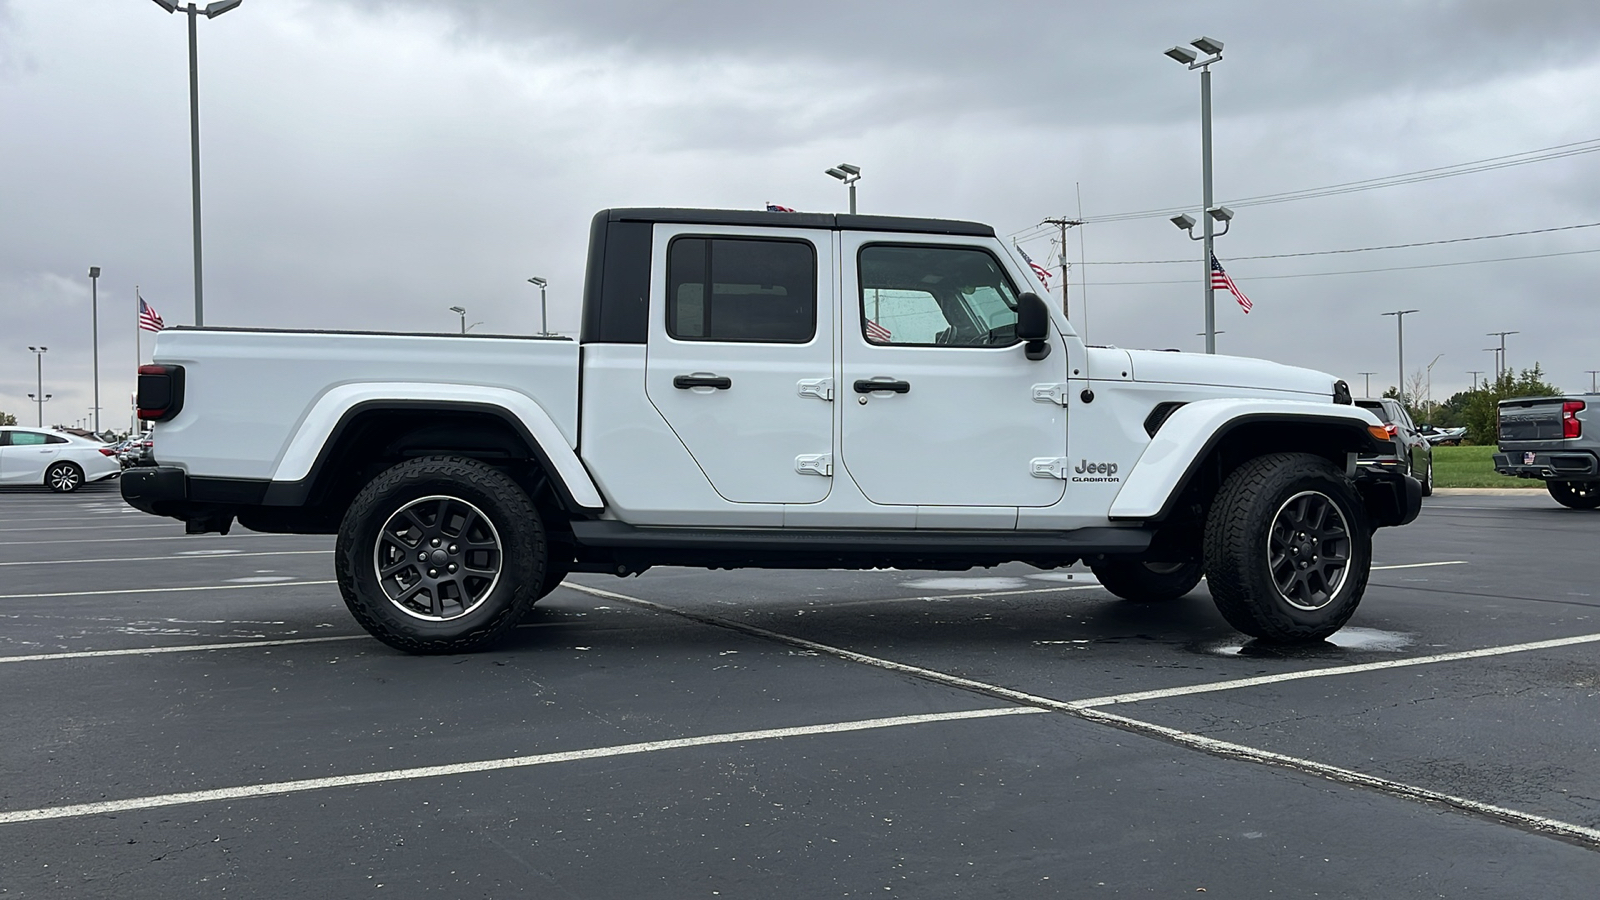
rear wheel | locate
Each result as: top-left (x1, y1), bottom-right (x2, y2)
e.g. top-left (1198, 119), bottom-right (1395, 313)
top-left (46, 462), bottom-right (83, 493)
top-left (1204, 453), bottom-right (1371, 642)
top-left (1090, 559), bottom-right (1202, 602)
top-left (1547, 480), bottom-right (1600, 510)
top-left (335, 456), bottom-right (545, 653)
top-left (1420, 457), bottom-right (1434, 497)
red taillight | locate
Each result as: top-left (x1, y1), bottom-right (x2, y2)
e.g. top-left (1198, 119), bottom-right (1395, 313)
top-left (1564, 400), bottom-right (1585, 439)
top-left (1383, 423), bottom-right (1398, 436)
top-left (98, 447), bottom-right (117, 456)
top-left (137, 364), bottom-right (185, 422)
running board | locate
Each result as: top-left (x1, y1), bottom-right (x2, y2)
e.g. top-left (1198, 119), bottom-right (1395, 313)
top-left (569, 521), bottom-right (1151, 556)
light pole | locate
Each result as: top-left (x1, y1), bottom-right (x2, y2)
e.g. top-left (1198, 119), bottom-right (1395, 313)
top-left (1587, 370), bottom-right (1599, 393)
top-left (824, 163), bottom-right (861, 214)
top-left (1486, 331), bottom-right (1518, 381)
top-left (448, 306), bottom-right (468, 334)
top-left (1380, 309), bottom-right (1419, 405)
top-left (1358, 372), bottom-right (1377, 398)
top-left (1467, 371), bottom-right (1484, 391)
top-left (528, 277), bottom-right (549, 335)
top-left (1165, 36), bottom-right (1225, 354)
top-left (26, 346), bottom-right (50, 427)
top-left (1172, 205), bottom-right (1233, 353)
top-left (88, 266), bottom-right (101, 432)
top-left (149, 0), bottom-right (243, 327)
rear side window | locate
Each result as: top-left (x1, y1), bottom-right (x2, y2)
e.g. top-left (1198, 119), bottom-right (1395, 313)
top-left (9, 431), bottom-right (50, 446)
top-left (667, 237), bottom-right (817, 343)
top-left (1356, 400), bottom-right (1391, 424)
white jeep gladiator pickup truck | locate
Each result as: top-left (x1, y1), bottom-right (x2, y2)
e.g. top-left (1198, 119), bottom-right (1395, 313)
top-left (124, 208), bottom-right (1421, 652)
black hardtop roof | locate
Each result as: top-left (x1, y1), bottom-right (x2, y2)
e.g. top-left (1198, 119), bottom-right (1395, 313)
top-left (600, 207), bottom-right (995, 238)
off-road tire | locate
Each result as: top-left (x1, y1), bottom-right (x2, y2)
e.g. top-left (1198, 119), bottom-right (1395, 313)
top-left (1203, 453), bottom-right (1371, 642)
top-left (1090, 559), bottom-right (1203, 602)
top-left (46, 461), bottom-right (83, 493)
top-left (335, 456), bottom-right (545, 654)
top-left (1547, 480), bottom-right (1600, 510)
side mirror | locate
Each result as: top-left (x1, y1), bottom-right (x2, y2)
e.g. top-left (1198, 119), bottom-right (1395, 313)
top-left (1016, 292), bottom-right (1052, 360)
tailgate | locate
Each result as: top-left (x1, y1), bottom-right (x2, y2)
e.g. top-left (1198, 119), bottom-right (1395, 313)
top-left (1497, 398), bottom-right (1566, 443)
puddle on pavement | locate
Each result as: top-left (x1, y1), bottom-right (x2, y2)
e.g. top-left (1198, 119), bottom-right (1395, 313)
top-left (899, 576), bottom-right (1031, 591)
top-left (1197, 626), bottom-right (1413, 659)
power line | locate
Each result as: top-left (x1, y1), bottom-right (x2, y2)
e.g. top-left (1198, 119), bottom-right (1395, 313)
top-left (1077, 220), bottom-right (1600, 265)
top-left (1008, 135), bottom-right (1600, 239)
top-left (1083, 246), bottom-right (1600, 286)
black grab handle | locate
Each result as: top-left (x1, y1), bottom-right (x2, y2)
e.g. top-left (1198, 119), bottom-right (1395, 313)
top-left (853, 379), bottom-right (910, 394)
top-left (674, 374), bottom-right (732, 390)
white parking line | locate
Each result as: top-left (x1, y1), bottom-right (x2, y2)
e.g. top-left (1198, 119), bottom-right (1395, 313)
top-left (0, 523), bottom-right (179, 534)
top-left (0, 580), bottom-right (335, 600)
top-left (564, 582), bottom-right (1600, 846)
top-left (0, 550), bottom-right (333, 568)
top-left (0, 534), bottom-right (293, 547)
top-left (0, 635), bottom-right (367, 664)
top-left (1371, 561), bottom-right (1468, 571)
top-left (0, 707), bottom-right (1042, 825)
top-left (1075, 705), bottom-right (1600, 845)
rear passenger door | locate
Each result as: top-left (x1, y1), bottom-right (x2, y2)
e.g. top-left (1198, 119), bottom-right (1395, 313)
top-left (644, 226), bottom-right (836, 504)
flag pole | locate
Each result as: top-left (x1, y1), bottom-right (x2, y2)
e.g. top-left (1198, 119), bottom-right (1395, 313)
top-left (135, 286), bottom-right (142, 435)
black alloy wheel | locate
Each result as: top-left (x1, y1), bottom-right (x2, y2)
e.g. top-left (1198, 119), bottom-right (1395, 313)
top-left (1204, 453), bottom-right (1372, 642)
top-left (1090, 558), bottom-right (1203, 602)
top-left (336, 456), bottom-right (546, 653)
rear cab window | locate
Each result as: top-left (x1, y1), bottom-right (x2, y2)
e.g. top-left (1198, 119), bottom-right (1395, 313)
top-left (666, 237), bottom-right (817, 343)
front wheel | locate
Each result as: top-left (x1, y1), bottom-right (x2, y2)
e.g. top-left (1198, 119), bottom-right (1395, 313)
top-left (46, 461), bottom-right (83, 493)
top-left (1547, 480), bottom-right (1600, 510)
top-left (1420, 457), bottom-right (1434, 497)
top-left (335, 456), bottom-right (546, 653)
top-left (1090, 559), bottom-right (1202, 602)
top-left (1204, 453), bottom-right (1372, 642)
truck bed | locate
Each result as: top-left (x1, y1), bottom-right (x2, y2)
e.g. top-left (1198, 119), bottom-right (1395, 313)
top-left (149, 327), bottom-right (579, 481)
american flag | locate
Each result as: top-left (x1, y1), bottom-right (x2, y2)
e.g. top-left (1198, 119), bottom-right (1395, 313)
top-left (138, 295), bottom-right (165, 332)
top-left (1211, 254), bottom-right (1252, 313)
top-left (865, 319), bottom-right (892, 343)
top-left (765, 203), bottom-right (796, 212)
top-left (1015, 243), bottom-right (1051, 287)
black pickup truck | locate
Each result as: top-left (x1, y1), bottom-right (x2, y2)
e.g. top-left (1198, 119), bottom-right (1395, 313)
top-left (1494, 395), bottom-right (1600, 509)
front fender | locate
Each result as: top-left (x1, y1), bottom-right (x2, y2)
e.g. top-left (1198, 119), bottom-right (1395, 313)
top-left (1108, 398), bottom-right (1384, 521)
top-left (271, 382), bottom-right (604, 510)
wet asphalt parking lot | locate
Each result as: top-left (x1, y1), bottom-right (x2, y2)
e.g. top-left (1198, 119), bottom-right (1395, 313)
top-left (4, 481), bottom-right (1600, 897)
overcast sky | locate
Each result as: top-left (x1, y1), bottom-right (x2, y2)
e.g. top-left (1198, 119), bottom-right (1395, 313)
top-left (4, 0), bottom-right (1599, 431)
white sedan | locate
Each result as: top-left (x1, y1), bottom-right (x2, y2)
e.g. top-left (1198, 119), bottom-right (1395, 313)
top-left (0, 426), bottom-right (122, 492)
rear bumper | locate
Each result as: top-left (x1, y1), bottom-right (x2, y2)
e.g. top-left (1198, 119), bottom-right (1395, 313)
top-left (121, 466), bottom-right (254, 534)
top-left (1352, 467), bottom-right (1423, 528)
top-left (1492, 450), bottom-right (1599, 480)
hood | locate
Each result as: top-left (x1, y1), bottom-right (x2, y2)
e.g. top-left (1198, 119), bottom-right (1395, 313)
top-left (1122, 348), bottom-right (1337, 399)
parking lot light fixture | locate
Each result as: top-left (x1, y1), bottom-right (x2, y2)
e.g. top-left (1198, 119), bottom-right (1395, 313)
top-left (149, 0), bottom-right (244, 327)
top-left (1587, 370), bottom-right (1598, 394)
top-left (1166, 35), bottom-right (1225, 354)
top-left (1358, 372), bottom-right (1377, 397)
top-left (1487, 331), bottom-right (1519, 381)
top-left (448, 306), bottom-right (467, 334)
top-left (89, 266), bottom-right (101, 431)
top-left (27, 346), bottom-right (49, 426)
top-left (825, 163), bottom-right (861, 214)
top-left (528, 277), bottom-right (549, 335)
top-left (1380, 310), bottom-right (1419, 405)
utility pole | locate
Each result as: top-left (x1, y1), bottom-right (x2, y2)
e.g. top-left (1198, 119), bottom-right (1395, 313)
top-left (1357, 372), bottom-right (1376, 398)
top-left (1487, 331), bottom-right (1518, 381)
top-left (1039, 218), bottom-right (1081, 316)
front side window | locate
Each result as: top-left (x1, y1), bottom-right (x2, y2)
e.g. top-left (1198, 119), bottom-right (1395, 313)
top-left (667, 237), bottom-right (817, 343)
top-left (858, 244), bottom-right (1020, 347)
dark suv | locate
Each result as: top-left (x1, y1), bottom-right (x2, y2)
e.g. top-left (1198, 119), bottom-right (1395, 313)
top-left (1356, 398), bottom-right (1434, 497)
